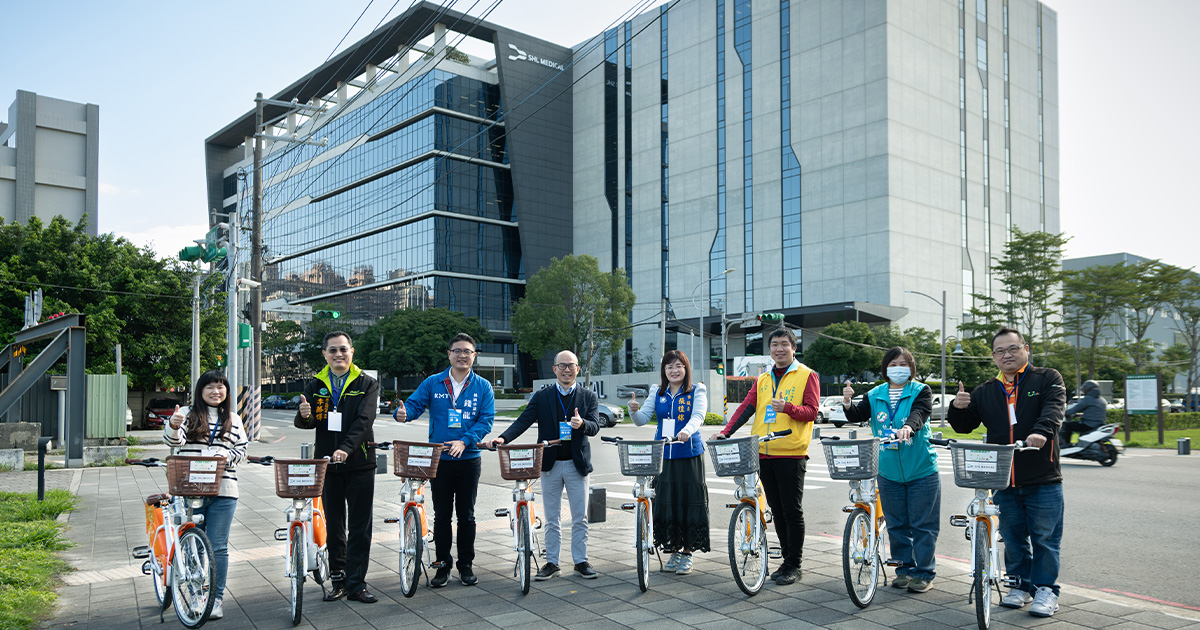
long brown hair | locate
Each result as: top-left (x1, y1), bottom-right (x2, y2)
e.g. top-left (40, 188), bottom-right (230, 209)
top-left (659, 350), bottom-right (693, 394)
top-left (185, 370), bottom-right (235, 444)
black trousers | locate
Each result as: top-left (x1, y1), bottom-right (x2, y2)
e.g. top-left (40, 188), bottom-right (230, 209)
top-left (431, 457), bottom-right (481, 569)
top-left (1061, 420), bottom-right (1095, 446)
top-left (760, 457), bottom-right (807, 568)
top-left (323, 467), bottom-right (375, 594)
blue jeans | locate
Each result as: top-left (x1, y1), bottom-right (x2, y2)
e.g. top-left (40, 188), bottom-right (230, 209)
top-left (195, 496), bottom-right (237, 600)
top-left (993, 482), bottom-right (1063, 595)
top-left (878, 472), bottom-right (941, 580)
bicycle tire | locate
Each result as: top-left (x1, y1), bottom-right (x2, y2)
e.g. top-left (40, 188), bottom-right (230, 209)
top-left (151, 552), bottom-right (171, 610)
top-left (974, 521), bottom-right (992, 630)
top-left (311, 545), bottom-right (329, 584)
top-left (171, 527), bottom-right (216, 628)
top-left (400, 507), bottom-right (421, 598)
top-left (636, 501), bottom-right (650, 592)
top-left (517, 504), bottom-right (532, 595)
top-left (842, 507), bottom-right (880, 608)
top-left (728, 503), bottom-right (768, 596)
top-left (290, 525), bottom-right (304, 626)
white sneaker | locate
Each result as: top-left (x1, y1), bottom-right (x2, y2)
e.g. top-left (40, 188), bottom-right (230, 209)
top-left (1028, 586), bottom-right (1059, 617)
top-left (209, 598), bottom-right (224, 620)
top-left (675, 554), bottom-right (693, 575)
top-left (1000, 590), bottom-right (1033, 609)
top-left (662, 552), bottom-right (680, 572)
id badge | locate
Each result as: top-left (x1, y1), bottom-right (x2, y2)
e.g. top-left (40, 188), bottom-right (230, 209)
top-left (448, 409), bottom-right (463, 429)
top-left (327, 410), bottom-right (343, 432)
top-left (763, 406), bottom-right (777, 424)
top-left (1007, 404), bottom-right (1017, 426)
top-left (882, 427), bottom-right (899, 450)
top-left (559, 421), bottom-right (572, 441)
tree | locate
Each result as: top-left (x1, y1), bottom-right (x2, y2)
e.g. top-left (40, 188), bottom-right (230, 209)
top-left (1059, 262), bottom-right (1136, 380)
top-left (804, 321), bottom-right (881, 381)
top-left (1117, 260), bottom-right (1189, 373)
top-left (511, 255), bottom-right (636, 377)
top-left (298, 302), bottom-right (351, 374)
top-left (945, 337), bottom-right (996, 388)
top-left (1161, 268), bottom-right (1200, 409)
top-left (262, 320), bottom-right (303, 384)
top-left (356, 308), bottom-right (492, 379)
top-left (874, 326), bottom-right (941, 380)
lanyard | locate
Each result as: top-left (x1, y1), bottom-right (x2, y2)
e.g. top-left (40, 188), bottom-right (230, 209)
top-left (1002, 369), bottom-right (1025, 406)
top-left (769, 368), bottom-right (786, 399)
top-left (885, 389), bottom-right (903, 427)
top-left (556, 388), bottom-right (575, 421)
top-left (207, 415), bottom-right (221, 447)
top-left (330, 372), bottom-right (349, 409)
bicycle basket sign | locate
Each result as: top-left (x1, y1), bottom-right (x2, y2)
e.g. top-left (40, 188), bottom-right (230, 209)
top-left (965, 449), bottom-right (998, 472)
top-left (626, 444), bottom-right (653, 465)
top-left (287, 464), bottom-right (317, 486)
top-left (508, 449), bottom-right (535, 469)
top-left (715, 443), bottom-right (741, 464)
top-left (190, 460), bottom-right (219, 472)
top-left (831, 444), bottom-right (861, 468)
top-left (407, 445), bottom-right (434, 468)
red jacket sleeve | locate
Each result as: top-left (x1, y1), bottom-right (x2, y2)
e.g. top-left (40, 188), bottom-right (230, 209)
top-left (719, 386), bottom-right (758, 437)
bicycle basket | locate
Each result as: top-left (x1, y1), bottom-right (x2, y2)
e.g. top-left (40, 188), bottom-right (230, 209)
top-left (948, 442), bottom-right (1017, 489)
top-left (271, 458), bottom-right (328, 499)
top-left (822, 438), bottom-right (880, 480)
top-left (615, 440), bottom-right (665, 477)
top-left (165, 456), bottom-right (226, 497)
top-left (497, 443), bottom-right (545, 481)
top-left (393, 440), bottom-right (444, 479)
top-left (707, 435), bottom-right (760, 477)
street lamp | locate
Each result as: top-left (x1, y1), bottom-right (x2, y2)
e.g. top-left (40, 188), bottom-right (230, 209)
top-left (905, 289), bottom-right (958, 426)
top-left (695, 267), bottom-right (734, 380)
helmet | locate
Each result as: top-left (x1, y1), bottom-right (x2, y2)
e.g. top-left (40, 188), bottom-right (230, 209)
top-left (1081, 380), bottom-right (1100, 397)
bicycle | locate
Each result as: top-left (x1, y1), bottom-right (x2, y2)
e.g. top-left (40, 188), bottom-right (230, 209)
top-left (705, 429), bottom-right (792, 596)
top-left (247, 455), bottom-right (330, 626)
top-left (129, 456), bottom-right (221, 628)
top-left (600, 435), bottom-right (679, 592)
top-left (372, 440), bottom-right (447, 597)
top-left (931, 437), bottom-right (1039, 630)
top-left (820, 435), bottom-right (903, 608)
top-left (479, 439), bottom-right (560, 595)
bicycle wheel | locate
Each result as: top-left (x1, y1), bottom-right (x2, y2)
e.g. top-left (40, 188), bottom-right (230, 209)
top-left (311, 545), bottom-right (329, 584)
top-left (171, 528), bottom-right (216, 628)
top-left (400, 506), bottom-right (421, 598)
top-left (290, 526), bottom-right (305, 626)
top-left (842, 507), bottom-right (881, 607)
top-left (636, 501), bottom-right (650, 592)
top-left (150, 552), bottom-right (171, 610)
top-left (974, 521), bottom-right (992, 630)
top-left (517, 504), bottom-right (532, 595)
top-left (728, 503), bottom-right (768, 596)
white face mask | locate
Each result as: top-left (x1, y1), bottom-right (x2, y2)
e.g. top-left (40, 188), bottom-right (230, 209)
top-left (886, 366), bottom-right (911, 384)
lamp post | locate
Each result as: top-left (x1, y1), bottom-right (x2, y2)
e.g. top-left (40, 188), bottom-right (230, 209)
top-left (905, 289), bottom-right (956, 426)
top-left (695, 267), bottom-right (734, 381)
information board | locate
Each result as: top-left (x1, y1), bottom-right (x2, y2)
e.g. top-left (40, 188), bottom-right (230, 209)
top-left (1125, 374), bottom-right (1159, 415)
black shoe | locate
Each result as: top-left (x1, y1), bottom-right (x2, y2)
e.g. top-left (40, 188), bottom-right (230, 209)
top-left (769, 564), bottom-right (790, 581)
top-left (347, 588), bottom-right (378, 603)
top-left (775, 565), bottom-right (802, 585)
top-left (534, 563), bottom-right (560, 581)
top-left (574, 562), bottom-right (598, 579)
top-left (431, 562), bottom-right (451, 588)
top-left (459, 565), bottom-right (477, 586)
top-left (323, 585), bottom-right (347, 602)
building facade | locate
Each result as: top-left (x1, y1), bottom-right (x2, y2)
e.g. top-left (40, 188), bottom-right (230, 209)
top-left (0, 90), bottom-right (100, 235)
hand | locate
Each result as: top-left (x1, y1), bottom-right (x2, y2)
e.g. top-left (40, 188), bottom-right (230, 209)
top-left (952, 382), bottom-right (971, 410)
top-left (569, 408), bottom-right (583, 430)
top-left (894, 426), bottom-right (914, 442)
top-left (771, 398), bottom-right (787, 413)
top-left (627, 391), bottom-right (640, 414)
top-left (331, 449), bottom-right (349, 464)
top-left (675, 429), bottom-right (691, 442)
top-left (299, 395), bottom-right (311, 419)
top-left (448, 440), bottom-right (466, 457)
top-left (714, 433), bottom-right (728, 440)
top-left (842, 381), bottom-right (854, 406)
top-left (1025, 433), bottom-right (1047, 448)
top-left (394, 400), bottom-right (407, 422)
top-left (487, 436), bottom-right (506, 447)
top-left (169, 405), bottom-right (185, 429)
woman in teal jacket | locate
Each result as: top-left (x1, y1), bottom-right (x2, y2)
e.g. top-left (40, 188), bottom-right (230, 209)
top-left (843, 346), bottom-right (939, 593)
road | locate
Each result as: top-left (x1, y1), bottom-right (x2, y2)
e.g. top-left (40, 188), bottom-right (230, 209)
top-left (254, 409), bottom-right (1200, 610)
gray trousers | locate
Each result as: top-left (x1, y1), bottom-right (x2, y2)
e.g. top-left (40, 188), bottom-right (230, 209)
top-left (542, 459), bottom-right (589, 566)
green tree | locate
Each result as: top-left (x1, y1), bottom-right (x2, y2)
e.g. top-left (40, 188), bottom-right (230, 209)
top-left (1117, 260), bottom-right (1189, 372)
top-left (511, 255), bottom-right (636, 377)
top-left (1059, 262), bottom-right (1136, 380)
top-left (1156, 343), bottom-right (1190, 392)
top-left (262, 320), bottom-right (303, 384)
top-left (298, 302), bottom-right (351, 373)
top-left (356, 308), bottom-right (492, 379)
top-left (804, 321), bottom-right (881, 380)
top-left (1161, 268), bottom-right (1200, 409)
top-left (873, 326), bottom-right (941, 380)
top-left (945, 337), bottom-right (996, 388)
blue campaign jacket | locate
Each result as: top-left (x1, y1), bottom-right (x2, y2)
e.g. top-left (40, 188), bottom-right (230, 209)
top-left (399, 369), bottom-right (495, 460)
top-left (652, 384), bottom-right (706, 459)
top-left (848, 381), bottom-right (937, 483)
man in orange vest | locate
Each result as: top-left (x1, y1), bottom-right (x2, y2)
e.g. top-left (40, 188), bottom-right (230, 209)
top-left (717, 327), bottom-right (820, 585)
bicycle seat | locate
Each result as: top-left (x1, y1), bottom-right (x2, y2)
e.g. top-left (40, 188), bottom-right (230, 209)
top-left (144, 493), bottom-right (169, 506)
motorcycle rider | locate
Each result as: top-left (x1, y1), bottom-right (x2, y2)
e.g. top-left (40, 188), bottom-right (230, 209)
top-left (1062, 380), bottom-right (1107, 447)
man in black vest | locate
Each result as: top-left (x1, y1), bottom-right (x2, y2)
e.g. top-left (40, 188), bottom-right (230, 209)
top-left (489, 350), bottom-right (600, 580)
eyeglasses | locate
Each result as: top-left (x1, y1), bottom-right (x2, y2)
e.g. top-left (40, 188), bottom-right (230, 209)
top-left (325, 346), bottom-right (351, 355)
top-left (553, 363), bottom-right (578, 370)
top-left (992, 345), bottom-right (1025, 357)
top-left (449, 349), bottom-right (476, 356)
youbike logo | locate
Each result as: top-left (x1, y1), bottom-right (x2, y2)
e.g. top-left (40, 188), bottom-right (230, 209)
top-left (507, 43), bottom-right (565, 71)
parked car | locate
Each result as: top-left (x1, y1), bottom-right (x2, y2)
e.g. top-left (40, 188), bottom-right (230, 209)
top-left (598, 401), bottom-right (625, 428)
top-left (1164, 399), bottom-right (1184, 413)
top-left (1107, 397), bottom-right (1124, 411)
top-left (817, 396), bottom-right (842, 423)
top-left (830, 395), bottom-right (865, 428)
top-left (144, 398), bottom-right (181, 428)
top-left (380, 398), bottom-right (395, 414)
top-left (286, 396), bottom-right (303, 410)
top-left (126, 407), bottom-right (134, 432)
top-left (262, 395), bottom-right (290, 409)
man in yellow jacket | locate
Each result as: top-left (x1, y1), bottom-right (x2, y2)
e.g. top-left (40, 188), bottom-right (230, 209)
top-left (717, 327), bottom-right (820, 585)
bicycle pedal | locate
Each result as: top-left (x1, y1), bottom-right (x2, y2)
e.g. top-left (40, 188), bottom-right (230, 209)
top-left (725, 503), bottom-right (739, 508)
top-left (768, 547), bottom-right (783, 560)
top-left (131, 546), bottom-right (150, 559)
top-left (997, 535), bottom-right (1004, 544)
top-left (620, 502), bottom-right (636, 511)
top-left (885, 559), bottom-right (902, 568)
top-left (274, 528), bottom-right (288, 541)
top-left (494, 508), bottom-right (509, 518)
top-left (949, 515), bottom-right (970, 527)
top-left (141, 560), bottom-right (152, 575)
top-left (1002, 575), bottom-right (1021, 588)
top-left (764, 511), bottom-right (774, 524)
top-left (383, 517), bottom-right (399, 524)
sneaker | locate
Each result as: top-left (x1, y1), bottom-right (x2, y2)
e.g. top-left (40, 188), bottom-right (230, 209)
top-left (574, 562), bottom-right (598, 579)
top-left (663, 552), bottom-right (681, 572)
top-left (1000, 589), bottom-right (1034, 609)
top-left (775, 565), bottom-right (802, 585)
top-left (907, 577), bottom-right (933, 593)
top-left (1028, 586), bottom-right (1059, 617)
top-left (534, 563), bottom-right (560, 581)
top-left (430, 562), bottom-right (451, 588)
top-left (459, 565), bottom-right (477, 586)
top-left (675, 554), bottom-right (693, 575)
top-left (770, 564), bottom-right (790, 581)
top-left (891, 575), bottom-right (912, 589)
top-left (209, 598), bottom-right (223, 620)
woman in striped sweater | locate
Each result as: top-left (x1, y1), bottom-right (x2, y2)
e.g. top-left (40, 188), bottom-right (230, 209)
top-left (163, 370), bottom-right (248, 620)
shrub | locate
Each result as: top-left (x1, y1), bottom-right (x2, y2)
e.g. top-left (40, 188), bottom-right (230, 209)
top-left (1105, 410), bottom-right (1200, 431)
top-left (725, 376), bottom-right (757, 404)
top-left (704, 413), bottom-right (725, 426)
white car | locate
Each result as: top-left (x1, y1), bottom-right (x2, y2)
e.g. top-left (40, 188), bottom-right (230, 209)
top-left (817, 396), bottom-right (843, 423)
top-left (823, 395), bottom-right (865, 428)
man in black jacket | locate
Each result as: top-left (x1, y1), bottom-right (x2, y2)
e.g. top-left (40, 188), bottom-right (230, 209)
top-left (948, 328), bottom-right (1067, 618)
top-left (489, 350), bottom-right (601, 580)
top-left (295, 331), bottom-right (379, 603)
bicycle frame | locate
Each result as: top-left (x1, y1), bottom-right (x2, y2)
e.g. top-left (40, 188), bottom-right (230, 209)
top-left (950, 489), bottom-right (1011, 593)
top-left (498, 477), bottom-right (540, 557)
top-left (841, 478), bottom-right (885, 562)
top-left (726, 472), bottom-right (769, 549)
top-left (274, 496), bottom-right (325, 581)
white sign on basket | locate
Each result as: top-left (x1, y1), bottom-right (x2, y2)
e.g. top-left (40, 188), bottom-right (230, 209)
top-left (715, 443), bottom-right (741, 464)
top-left (409, 445), bottom-right (435, 457)
top-left (509, 459), bottom-right (534, 470)
top-left (189, 460), bottom-right (219, 472)
top-left (965, 461), bottom-right (998, 472)
top-left (288, 464), bottom-right (316, 475)
top-left (407, 457), bottom-right (432, 468)
top-left (288, 476), bottom-right (316, 486)
top-left (831, 445), bottom-right (859, 456)
top-left (628, 445), bottom-right (653, 455)
top-left (628, 455), bottom-right (653, 465)
top-left (965, 450), bottom-right (998, 462)
top-left (188, 473), bottom-right (216, 483)
top-left (833, 457), bottom-right (861, 468)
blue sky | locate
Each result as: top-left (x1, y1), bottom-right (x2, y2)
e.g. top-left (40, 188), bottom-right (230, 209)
top-left (3, 0), bottom-right (1197, 272)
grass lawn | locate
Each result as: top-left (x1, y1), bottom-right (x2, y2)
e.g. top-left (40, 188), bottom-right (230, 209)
top-left (0, 489), bottom-right (77, 630)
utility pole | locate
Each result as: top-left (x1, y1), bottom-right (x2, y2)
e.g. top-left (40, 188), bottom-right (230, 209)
top-left (586, 312), bottom-right (595, 386)
top-left (660, 297), bottom-right (667, 357)
top-left (191, 272), bottom-right (201, 390)
top-left (227, 210), bottom-right (239, 406)
top-left (251, 93), bottom-right (264, 406)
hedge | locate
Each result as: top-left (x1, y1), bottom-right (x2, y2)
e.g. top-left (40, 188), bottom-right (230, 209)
top-left (1105, 409), bottom-right (1200, 431)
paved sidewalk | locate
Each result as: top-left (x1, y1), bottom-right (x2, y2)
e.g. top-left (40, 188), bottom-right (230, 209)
top-left (41, 445), bottom-right (1200, 630)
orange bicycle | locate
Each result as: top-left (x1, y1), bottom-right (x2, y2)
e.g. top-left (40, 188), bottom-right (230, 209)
top-left (479, 439), bottom-right (560, 594)
top-left (373, 440), bottom-right (447, 597)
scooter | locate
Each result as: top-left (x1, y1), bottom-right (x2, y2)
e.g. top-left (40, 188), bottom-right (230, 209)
top-left (1061, 422), bottom-right (1123, 467)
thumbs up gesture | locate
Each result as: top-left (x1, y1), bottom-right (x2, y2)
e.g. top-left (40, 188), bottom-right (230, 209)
top-left (842, 381), bottom-right (854, 406)
top-left (627, 391), bottom-right (640, 414)
top-left (394, 399), bottom-right (407, 422)
top-left (569, 407), bottom-right (584, 429)
top-left (952, 381), bottom-right (971, 409)
top-left (169, 405), bottom-right (185, 430)
top-left (299, 394), bottom-right (311, 419)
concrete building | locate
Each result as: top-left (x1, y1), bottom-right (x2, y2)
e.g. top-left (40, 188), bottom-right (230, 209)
top-left (0, 90), bottom-right (100, 235)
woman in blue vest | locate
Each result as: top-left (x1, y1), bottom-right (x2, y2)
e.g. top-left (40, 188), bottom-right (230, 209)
top-left (843, 346), bottom-right (939, 593)
top-left (628, 350), bottom-right (709, 575)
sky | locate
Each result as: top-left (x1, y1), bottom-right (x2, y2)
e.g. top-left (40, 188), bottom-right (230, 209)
top-left (2, 0), bottom-right (1197, 271)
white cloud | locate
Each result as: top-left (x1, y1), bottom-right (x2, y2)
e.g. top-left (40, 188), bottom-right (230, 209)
top-left (113, 224), bottom-right (209, 259)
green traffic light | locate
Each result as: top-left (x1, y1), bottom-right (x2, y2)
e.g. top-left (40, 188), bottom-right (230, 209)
top-left (758, 312), bottom-right (784, 323)
top-left (179, 245), bottom-right (205, 262)
top-left (315, 310), bottom-right (341, 320)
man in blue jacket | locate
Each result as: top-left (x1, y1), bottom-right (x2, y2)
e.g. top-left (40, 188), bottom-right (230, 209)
top-left (395, 333), bottom-right (495, 587)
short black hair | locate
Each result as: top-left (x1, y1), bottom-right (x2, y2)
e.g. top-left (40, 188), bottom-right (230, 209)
top-left (990, 327), bottom-right (1025, 349)
top-left (322, 331), bottom-right (352, 349)
top-left (881, 346), bottom-right (916, 380)
top-left (448, 333), bottom-right (476, 350)
top-left (767, 328), bottom-right (798, 349)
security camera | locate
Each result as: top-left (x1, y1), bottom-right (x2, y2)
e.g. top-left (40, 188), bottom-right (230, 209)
top-left (236, 278), bottom-right (262, 289)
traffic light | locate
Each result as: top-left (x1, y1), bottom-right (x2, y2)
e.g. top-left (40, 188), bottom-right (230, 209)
top-left (314, 310), bottom-right (341, 320)
top-left (758, 312), bottom-right (785, 323)
top-left (179, 245), bottom-right (206, 262)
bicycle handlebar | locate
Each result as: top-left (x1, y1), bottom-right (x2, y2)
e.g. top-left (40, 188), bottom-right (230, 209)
top-left (928, 437), bottom-right (1040, 451)
top-left (476, 438), bottom-right (562, 451)
top-left (708, 428), bottom-right (792, 442)
top-left (600, 435), bottom-right (685, 445)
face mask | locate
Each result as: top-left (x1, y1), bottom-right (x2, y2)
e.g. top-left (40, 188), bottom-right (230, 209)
top-left (886, 366), bottom-right (911, 384)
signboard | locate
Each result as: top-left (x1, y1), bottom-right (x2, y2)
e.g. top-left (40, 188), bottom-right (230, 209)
top-left (1125, 374), bottom-right (1159, 415)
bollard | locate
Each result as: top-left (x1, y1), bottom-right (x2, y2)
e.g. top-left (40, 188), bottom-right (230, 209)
top-left (848, 429), bottom-right (857, 439)
top-left (812, 427), bottom-right (821, 441)
top-left (376, 453), bottom-right (388, 475)
top-left (37, 437), bottom-right (54, 501)
top-left (588, 487), bottom-right (606, 523)
top-left (301, 442), bottom-right (312, 459)
top-left (932, 432), bottom-right (943, 441)
top-left (1179, 438), bottom-right (1191, 455)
